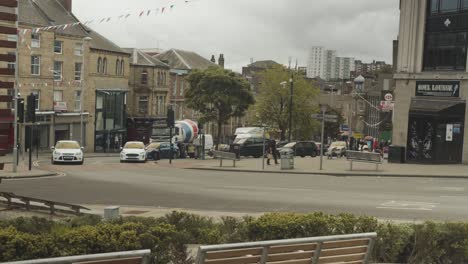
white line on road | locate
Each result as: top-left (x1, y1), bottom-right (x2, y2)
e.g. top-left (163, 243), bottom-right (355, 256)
top-left (377, 200), bottom-right (438, 211)
top-left (376, 207), bottom-right (434, 211)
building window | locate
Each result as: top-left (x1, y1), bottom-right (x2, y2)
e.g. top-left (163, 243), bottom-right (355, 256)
top-left (75, 62), bottom-right (82, 81)
top-left (120, 60), bottom-right (124, 76)
top-left (31, 33), bottom-right (40, 48)
top-left (440, 0), bottom-right (459, 13)
top-left (424, 32), bottom-right (468, 71)
top-left (139, 96), bottom-right (148, 114)
top-left (179, 105), bottom-right (183, 119)
top-left (116, 59), bottom-right (120, 75)
top-left (180, 80), bottom-right (184, 95)
top-left (97, 57), bottom-right (102, 73)
top-left (173, 76), bottom-right (177, 95)
top-left (54, 40), bottom-right (63, 54)
top-left (74, 43), bottom-right (83, 56)
top-left (464, 0), bottom-right (468, 9)
top-left (141, 71), bottom-right (148, 84)
top-left (31, 90), bottom-right (40, 110)
top-left (75, 90), bottom-right (82, 111)
top-left (31, 56), bottom-right (40, 75)
top-left (7, 52), bottom-right (15, 70)
top-left (157, 72), bottom-right (161, 86)
top-left (54, 61), bottom-right (63, 80)
top-left (53, 90), bottom-right (63, 102)
top-left (103, 58), bottom-right (107, 74)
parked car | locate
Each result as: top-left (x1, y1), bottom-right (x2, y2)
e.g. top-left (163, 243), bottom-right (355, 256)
top-left (51, 140), bottom-right (84, 165)
top-left (326, 141), bottom-right (347, 158)
top-left (278, 141), bottom-right (318, 158)
top-left (120, 141), bottom-right (147, 163)
top-left (236, 137), bottom-right (268, 158)
top-left (146, 142), bottom-right (180, 160)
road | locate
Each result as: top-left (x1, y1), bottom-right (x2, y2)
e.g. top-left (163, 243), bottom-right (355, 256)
top-left (1, 156), bottom-right (468, 221)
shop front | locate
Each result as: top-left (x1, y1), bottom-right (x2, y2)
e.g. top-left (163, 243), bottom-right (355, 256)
top-left (406, 81), bottom-right (465, 164)
top-left (94, 90), bottom-right (127, 152)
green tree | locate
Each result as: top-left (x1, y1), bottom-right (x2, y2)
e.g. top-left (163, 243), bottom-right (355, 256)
top-left (186, 67), bottom-right (255, 148)
top-left (324, 108), bottom-right (345, 140)
top-left (253, 65), bottom-right (319, 141)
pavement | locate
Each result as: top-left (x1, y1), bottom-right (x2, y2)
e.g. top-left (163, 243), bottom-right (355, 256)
top-left (0, 154), bottom-right (58, 180)
top-left (187, 155), bottom-right (468, 179)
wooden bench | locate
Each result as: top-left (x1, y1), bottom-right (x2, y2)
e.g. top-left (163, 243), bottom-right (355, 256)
top-left (0, 192), bottom-right (90, 215)
top-left (196, 232), bottom-right (377, 264)
top-left (346, 151), bottom-right (383, 171)
top-left (212, 150), bottom-right (238, 167)
top-left (4, 250), bottom-right (151, 264)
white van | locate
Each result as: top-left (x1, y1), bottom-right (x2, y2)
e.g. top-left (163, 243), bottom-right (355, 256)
top-left (193, 134), bottom-right (214, 150)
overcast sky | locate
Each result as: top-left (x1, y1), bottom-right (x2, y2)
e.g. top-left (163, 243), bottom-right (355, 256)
top-left (73, 0), bottom-right (400, 72)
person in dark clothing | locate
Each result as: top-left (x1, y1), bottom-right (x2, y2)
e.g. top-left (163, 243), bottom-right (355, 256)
top-left (267, 139), bottom-right (279, 165)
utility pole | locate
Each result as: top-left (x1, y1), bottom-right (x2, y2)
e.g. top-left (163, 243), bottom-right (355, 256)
top-left (80, 37), bottom-right (92, 147)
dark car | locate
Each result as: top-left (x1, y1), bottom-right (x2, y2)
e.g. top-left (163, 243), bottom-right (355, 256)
top-left (278, 141), bottom-right (318, 158)
top-left (236, 137), bottom-right (268, 158)
top-left (146, 142), bottom-right (180, 160)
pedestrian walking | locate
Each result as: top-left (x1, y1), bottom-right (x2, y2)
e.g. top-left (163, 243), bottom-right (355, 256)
top-left (271, 139), bottom-right (279, 165)
top-left (266, 141), bottom-right (273, 165)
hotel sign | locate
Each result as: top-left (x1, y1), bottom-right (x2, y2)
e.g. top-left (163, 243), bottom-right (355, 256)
top-left (416, 81), bottom-right (460, 97)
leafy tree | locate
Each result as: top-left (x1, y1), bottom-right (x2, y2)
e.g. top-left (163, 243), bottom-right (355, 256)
top-left (323, 108), bottom-right (345, 140)
top-left (252, 65), bottom-right (319, 141)
top-left (186, 67), bottom-right (255, 148)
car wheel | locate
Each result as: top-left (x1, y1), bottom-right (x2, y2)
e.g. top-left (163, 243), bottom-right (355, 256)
top-left (79, 160), bottom-right (84, 165)
top-left (301, 155), bottom-right (305, 158)
top-left (311, 151), bottom-right (317, 158)
top-left (51, 159), bottom-right (56, 165)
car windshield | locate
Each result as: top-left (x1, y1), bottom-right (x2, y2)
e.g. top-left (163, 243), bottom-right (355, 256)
top-left (284, 143), bottom-right (296, 148)
top-left (330, 142), bottom-right (346, 147)
top-left (55, 142), bottom-right (80, 149)
top-left (147, 143), bottom-right (160, 149)
top-left (124, 142), bottom-right (144, 149)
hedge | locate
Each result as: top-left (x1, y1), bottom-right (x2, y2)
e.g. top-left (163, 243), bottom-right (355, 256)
top-left (2, 212), bottom-right (468, 263)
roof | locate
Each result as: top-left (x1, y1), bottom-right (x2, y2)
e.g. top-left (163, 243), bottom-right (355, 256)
top-left (17, 0), bottom-right (128, 54)
top-left (124, 48), bottom-right (169, 68)
top-left (247, 60), bottom-right (281, 69)
top-left (154, 49), bottom-right (217, 70)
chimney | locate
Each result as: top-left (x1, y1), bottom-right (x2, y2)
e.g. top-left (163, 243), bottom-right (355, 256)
top-left (218, 54), bottom-right (225, 68)
top-left (59, 0), bottom-right (72, 12)
top-left (210, 55), bottom-right (216, 63)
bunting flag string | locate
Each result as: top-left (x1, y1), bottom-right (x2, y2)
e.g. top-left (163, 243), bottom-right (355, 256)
top-left (25, 0), bottom-right (195, 34)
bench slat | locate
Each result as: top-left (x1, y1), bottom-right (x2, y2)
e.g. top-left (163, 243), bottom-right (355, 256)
top-left (205, 255), bottom-right (261, 264)
top-left (206, 248), bottom-right (263, 260)
top-left (318, 253), bottom-right (366, 264)
top-left (267, 251), bottom-right (314, 262)
top-left (76, 257), bottom-right (143, 264)
top-left (322, 239), bottom-right (369, 250)
top-left (320, 246), bottom-right (368, 257)
top-left (266, 259), bottom-right (311, 264)
top-left (269, 243), bottom-right (317, 254)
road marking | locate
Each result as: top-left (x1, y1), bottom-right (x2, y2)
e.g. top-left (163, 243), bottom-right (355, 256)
top-left (377, 201), bottom-right (438, 211)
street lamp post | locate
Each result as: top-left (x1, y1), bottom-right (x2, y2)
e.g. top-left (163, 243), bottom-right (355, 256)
top-left (12, 5), bottom-right (19, 172)
top-left (319, 105), bottom-right (327, 171)
top-left (80, 37), bottom-right (92, 147)
top-left (288, 74), bottom-right (293, 142)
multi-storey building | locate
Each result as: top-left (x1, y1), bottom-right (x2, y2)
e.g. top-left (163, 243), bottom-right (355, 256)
top-left (125, 48), bottom-right (170, 143)
top-left (393, 0), bottom-right (468, 164)
top-left (307, 46), bottom-right (354, 81)
top-left (1, 0), bottom-right (130, 153)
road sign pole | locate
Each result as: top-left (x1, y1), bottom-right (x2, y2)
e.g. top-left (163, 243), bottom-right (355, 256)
top-left (320, 109), bottom-right (325, 171)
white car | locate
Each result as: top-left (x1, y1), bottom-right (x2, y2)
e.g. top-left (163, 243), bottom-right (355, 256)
top-left (120, 141), bottom-right (147, 163)
top-left (51, 140), bottom-right (84, 165)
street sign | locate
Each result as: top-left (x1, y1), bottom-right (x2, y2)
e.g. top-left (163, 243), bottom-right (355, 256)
top-left (311, 114), bottom-right (323, 119)
top-left (384, 93), bottom-right (393, 101)
top-left (324, 119), bottom-right (338, 123)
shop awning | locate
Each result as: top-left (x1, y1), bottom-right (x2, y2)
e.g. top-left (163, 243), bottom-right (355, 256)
top-left (410, 98), bottom-right (466, 116)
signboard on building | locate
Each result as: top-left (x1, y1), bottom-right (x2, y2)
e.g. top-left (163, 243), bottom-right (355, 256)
top-left (446, 124), bottom-right (454, 142)
top-left (416, 81), bottom-right (460, 97)
top-left (53, 102), bottom-right (67, 112)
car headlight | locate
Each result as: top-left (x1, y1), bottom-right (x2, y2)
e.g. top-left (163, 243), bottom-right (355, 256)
top-left (53, 151), bottom-right (61, 156)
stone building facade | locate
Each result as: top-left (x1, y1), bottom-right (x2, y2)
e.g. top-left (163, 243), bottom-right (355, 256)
top-left (394, 0), bottom-right (468, 164)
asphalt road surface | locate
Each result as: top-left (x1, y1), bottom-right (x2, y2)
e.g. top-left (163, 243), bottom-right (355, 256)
top-left (1, 157), bottom-right (468, 221)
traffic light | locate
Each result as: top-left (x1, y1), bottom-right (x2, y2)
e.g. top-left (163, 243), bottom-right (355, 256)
top-left (17, 98), bottom-right (24, 123)
top-left (167, 107), bottom-right (175, 128)
top-left (26, 93), bottom-right (36, 123)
